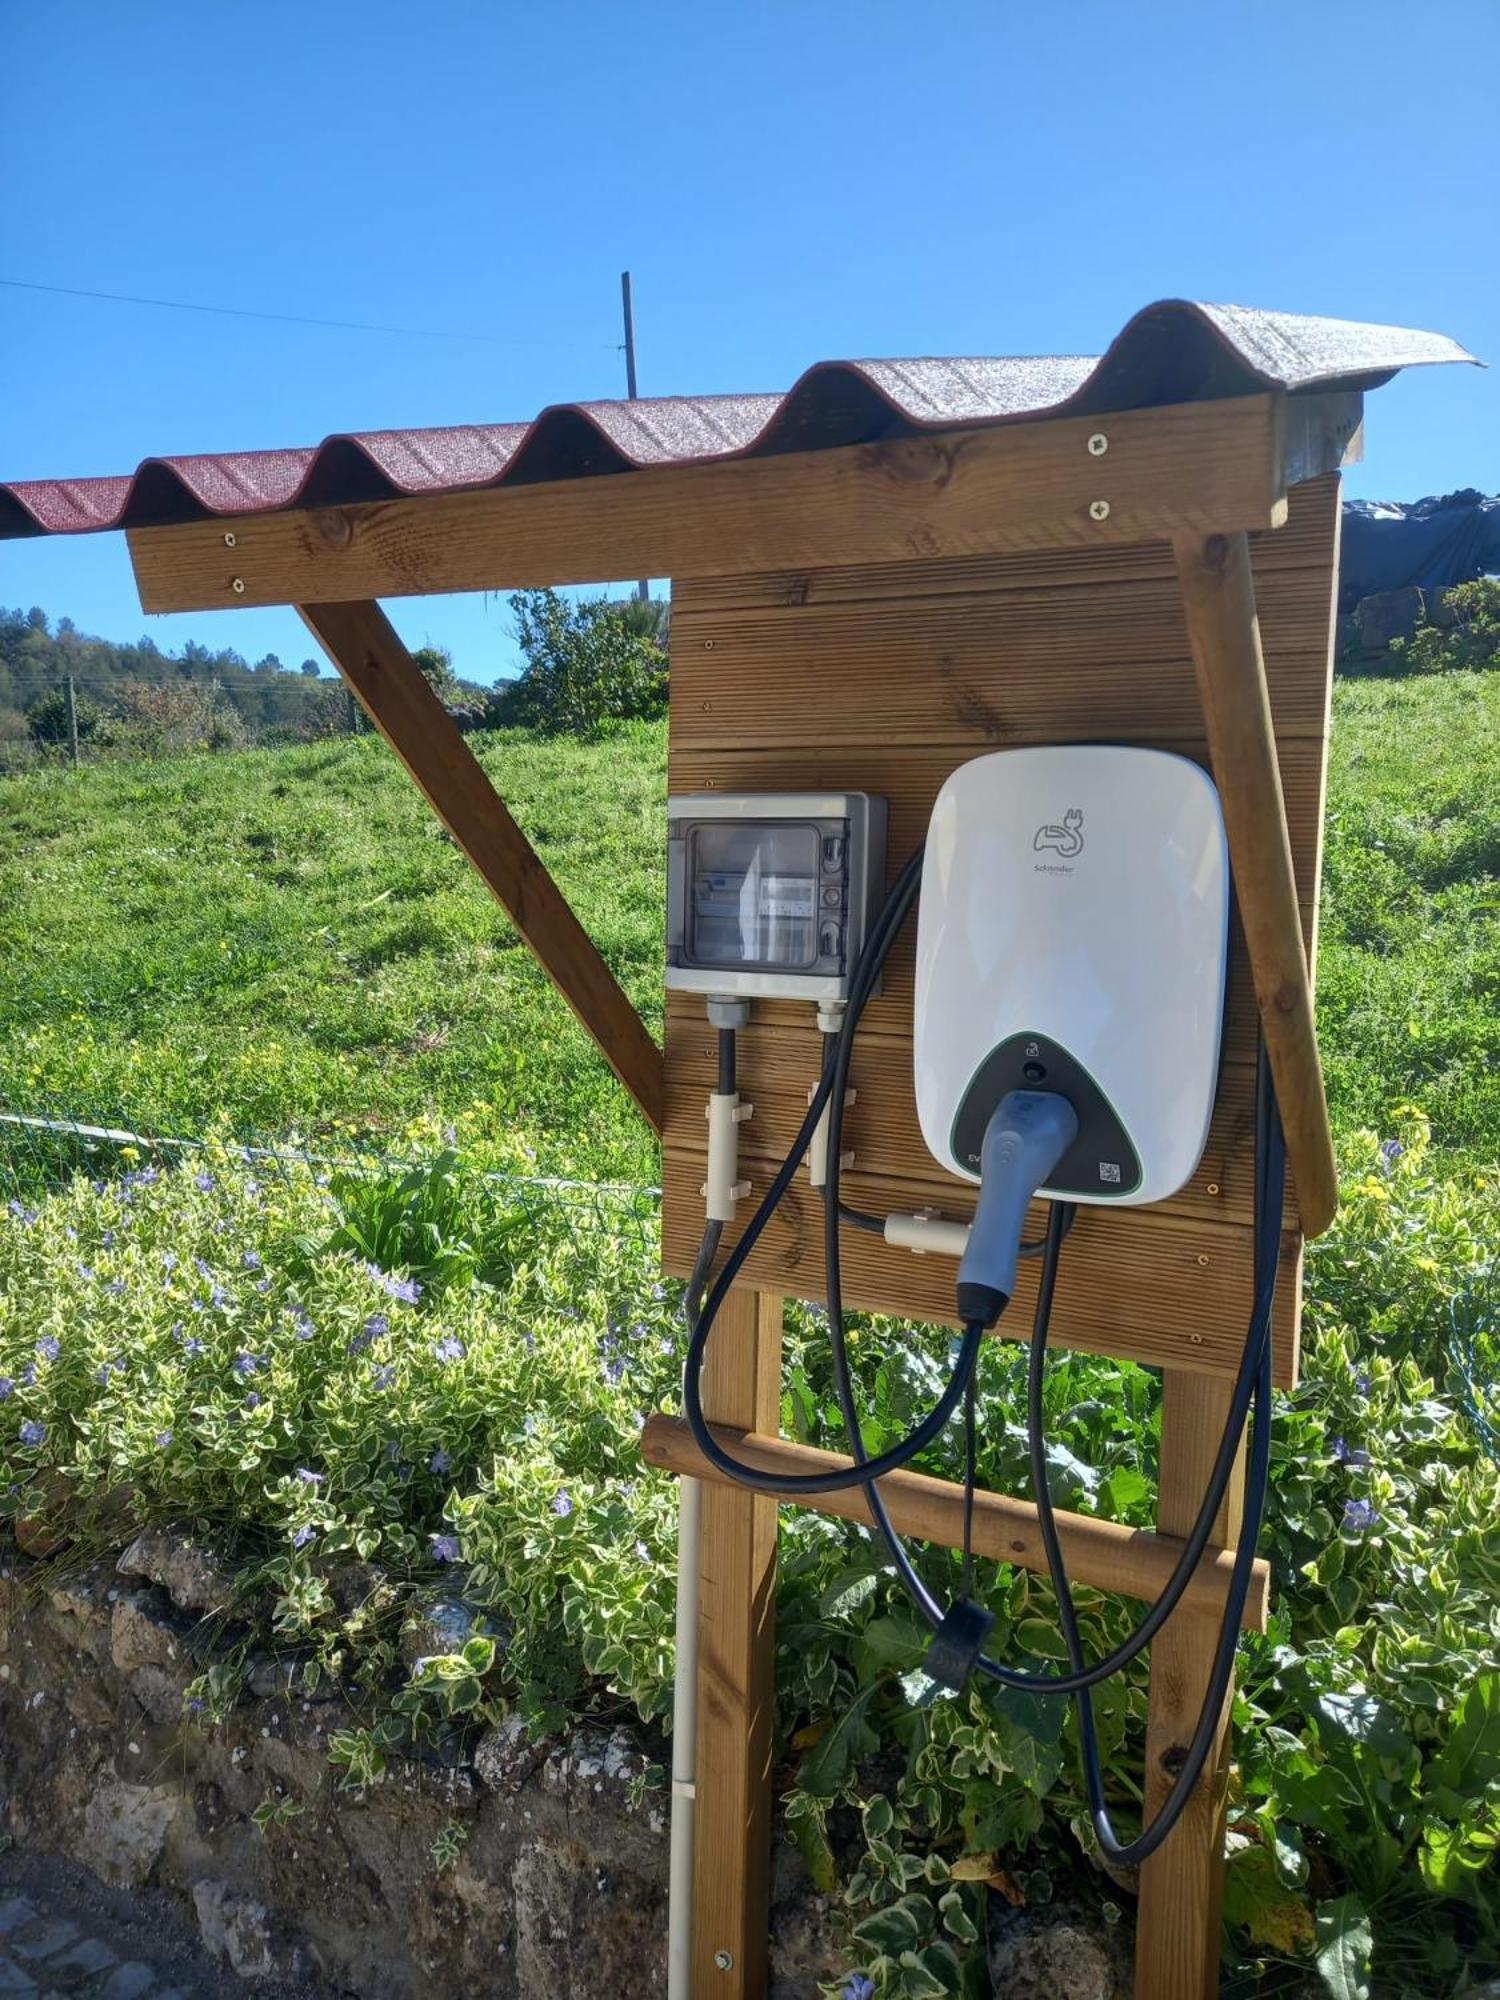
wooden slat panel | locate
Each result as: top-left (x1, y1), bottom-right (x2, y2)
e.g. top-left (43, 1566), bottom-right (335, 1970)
top-left (670, 557), bottom-right (1333, 751)
top-left (665, 740), bottom-right (1327, 908)
top-left (672, 476), bottom-right (1339, 613)
top-left (661, 1155), bottom-right (1301, 1386)
top-left (664, 1017), bottom-right (1292, 1230)
top-left (666, 896), bottom-right (1314, 1069)
top-left (660, 473), bottom-right (1337, 1386)
top-left (130, 394), bottom-right (1290, 614)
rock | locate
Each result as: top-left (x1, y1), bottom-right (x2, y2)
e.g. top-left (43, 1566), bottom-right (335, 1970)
top-left (987, 1900), bottom-right (1132, 2000)
top-left (473, 1715), bottom-right (550, 1796)
top-left (82, 1779), bottom-right (180, 1888)
top-left (110, 1591), bottom-right (185, 1676)
top-left (1352, 585), bottom-right (1426, 651)
top-left (244, 1652), bottom-right (311, 1700)
top-left (512, 1834), bottom-right (666, 1999)
top-left (192, 1878), bottom-right (276, 1980)
top-left (398, 1595), bottom-right (496, 1670)
top-left (117, 1524), bottom-right (240, 1615)
top-left (769, 1843), bottom-right (848, 1996)
top-left (323, 1560), bottom-right (393, 1616)
top-left (539, 1724), bottom-right (651, 1813)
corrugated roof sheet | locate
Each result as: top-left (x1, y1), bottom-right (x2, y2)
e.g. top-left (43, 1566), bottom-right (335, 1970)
top-left (0, 299), bottom-right (1476, 541)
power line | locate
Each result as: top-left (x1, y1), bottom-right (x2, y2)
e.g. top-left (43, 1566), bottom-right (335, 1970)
top-left (0, 276), bottom-right (619, 354)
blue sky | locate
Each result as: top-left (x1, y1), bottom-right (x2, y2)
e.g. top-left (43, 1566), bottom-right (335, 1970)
top-left (3, 0), bottom-right (1495, 685)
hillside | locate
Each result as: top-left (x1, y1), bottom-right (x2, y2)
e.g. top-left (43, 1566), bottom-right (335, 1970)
top-left (0, 675), bottom-right (1494, 1179)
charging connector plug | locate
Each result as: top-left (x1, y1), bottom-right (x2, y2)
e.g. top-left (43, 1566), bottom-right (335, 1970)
top-left (955, 1091), bottom-right (1079, 1328)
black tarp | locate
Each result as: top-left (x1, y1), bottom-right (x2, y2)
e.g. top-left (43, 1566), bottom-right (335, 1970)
top-left (1340, 490), bottom-right (1500, 611)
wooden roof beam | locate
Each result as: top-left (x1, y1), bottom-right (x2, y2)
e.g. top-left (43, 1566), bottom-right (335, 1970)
top-left (299, 600), bottom-right (663, 1135)
top-left (128, 392), bottom-right (1358, 615)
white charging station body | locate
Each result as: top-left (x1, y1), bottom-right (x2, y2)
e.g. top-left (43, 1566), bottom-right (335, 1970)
top-left (913, 745), bottom-right (1230, 1207)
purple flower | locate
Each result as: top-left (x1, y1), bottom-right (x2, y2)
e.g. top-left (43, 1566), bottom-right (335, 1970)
top-left (0, 1379), bottom-right (12, 1402)
top-left (183, 1337), bottom-right (205, 1358)
top-left (293, 1525), bottom-right (316, 1550)
top-left (154, 1430), bottom-right (173, 1449)
top-left (210, 1285), bottom-right (230, 1309)
top-left (1331, 1437), bottom-right (1373, 1469)
top-left (233, 1352), bottom-right (262, 1377)
top-left (429, 1449), bottom-right (452, 1477)
top-left (433, 1336), bottom-right (465, 1365)
top-left (162, 1252), bottom-right (178, 1272)
top-left (186, 1696), bottom-right (205, 1715)
top-left (551, 1490), bottom-right (574, 1519)
top-left (100, 1230), bottom-right (115, 1249)
top-left (295, 1467), bottom-right (324, 1486)
top-left (602, 1354), bottom-right (626, 1387)
top-left (194, 1172), bottom-right (215, 1193)
top-left (1379, 1137), bottom-right (1404, 1169)
top-left (255, 1278), bottom-right (271, 1295)
top-left (1343, 1497), bottom-right (1380, 1534)
top-left (430, 1534), bottom-right (461, 1564)
top-left (243, 1390), bottom-right (263, 1411)
top-left (18, 1420), bottom-right (46, 1448)
top-left (371, 1364), bottom-right (396, 1391)
top-left (36, 1335), bottom-right (60, 1363)
top-left (364, 1314), bottom-right (389, 1340)
top-left (105, 1279), bottom-right (126, 1297)
top-left (843, 1979), bottom-right (876, 2000)
top-left (242, 1250), bottom-right (262, 1271)
top-left (290, 1308), bottom-right (315, 1341)
top-left (77, 1264), bottom-right (94, 1281)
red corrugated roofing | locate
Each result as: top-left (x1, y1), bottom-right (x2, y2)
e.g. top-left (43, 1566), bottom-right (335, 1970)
top-left (0, 300), bottom-right (1476, 541)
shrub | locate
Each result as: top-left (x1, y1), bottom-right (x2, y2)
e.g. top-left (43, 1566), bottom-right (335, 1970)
top-left (26, 685), bottom-right (103, 748)
top-left (1389, 576), bottom-right (1500, 674)
top-left (505, 589), bottom-right (668, 735)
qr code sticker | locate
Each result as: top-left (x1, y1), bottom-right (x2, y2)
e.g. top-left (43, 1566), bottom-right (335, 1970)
top-left (1098, 1161), bottom-right (1122, 1184)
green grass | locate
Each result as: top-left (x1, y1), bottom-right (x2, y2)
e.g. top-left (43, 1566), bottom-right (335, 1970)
top-left (0, 674), bottom-right (1494, 1174)
top-left (0, 722), bottom-right (667, 1183)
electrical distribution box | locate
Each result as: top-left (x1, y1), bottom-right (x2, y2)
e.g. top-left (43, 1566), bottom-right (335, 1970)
top-left (666, 792), bottom-right (887, 1001)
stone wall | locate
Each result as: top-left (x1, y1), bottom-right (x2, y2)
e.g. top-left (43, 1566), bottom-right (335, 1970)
top-left (0, 1540), bottom-right (845, 1998)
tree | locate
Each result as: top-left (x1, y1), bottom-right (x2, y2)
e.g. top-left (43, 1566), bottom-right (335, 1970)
top-left (504, 589), bottom-right (668, 736)
top-left (300, 659), bottom-right (321, 677)
top-left (27, 685), bottom-right (102, 748)
top-left (410, 645), bottom-right (462, 705)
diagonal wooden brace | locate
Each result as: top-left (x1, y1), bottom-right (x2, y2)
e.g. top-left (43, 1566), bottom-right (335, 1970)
top-left (1174, 531), bottom-right (1338, 1236)
top-left (299, 599), bottom-right (664, 1134)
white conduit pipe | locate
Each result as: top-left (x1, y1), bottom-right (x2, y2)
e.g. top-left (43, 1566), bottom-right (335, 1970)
top-left (667, 1475), bottom-right (701, 2000)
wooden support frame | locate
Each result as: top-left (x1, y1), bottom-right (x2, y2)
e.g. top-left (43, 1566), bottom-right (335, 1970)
top-left (299, 599), bottom-right (664, 1133)
top-left (112, 384), bottom-right (1354, 2000)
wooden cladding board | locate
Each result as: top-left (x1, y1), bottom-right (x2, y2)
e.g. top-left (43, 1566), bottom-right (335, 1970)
top-left (661, 474), bottom-right (1341, 1387)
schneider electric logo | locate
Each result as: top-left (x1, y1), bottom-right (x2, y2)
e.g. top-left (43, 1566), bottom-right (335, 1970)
top-left (1032, 808), bottom-right (1084, 873)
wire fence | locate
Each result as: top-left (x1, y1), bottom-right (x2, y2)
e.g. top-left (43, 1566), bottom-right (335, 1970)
top-left (0, 1096), bottom-right (662, 1261)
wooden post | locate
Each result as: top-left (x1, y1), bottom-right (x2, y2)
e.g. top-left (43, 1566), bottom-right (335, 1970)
top-left (298, 599), bottom-right (664, 1134)
top-left (1135, 1372), bottom-right (1247, 2000)
top-left (1173, 530), bottom-right (1338, 1236)
top-left (692, 1287), bottom-right (783, 1997)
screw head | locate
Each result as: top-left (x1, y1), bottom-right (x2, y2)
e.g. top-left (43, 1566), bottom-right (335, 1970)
top-left (1088, 499), bottom-right (1111, 522)
top-left (714, 1949), bottom-right (734, 1971)
top-left (231, 577), bottom-right (246, 594)
top-left (1087, 432), bottom-right (1109, 457)
top-left (223, 531), bottom-right (237, 547)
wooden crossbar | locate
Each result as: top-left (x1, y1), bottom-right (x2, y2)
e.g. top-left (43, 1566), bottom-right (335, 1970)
top-left (642, 1413), bottom-right (1269, 1630)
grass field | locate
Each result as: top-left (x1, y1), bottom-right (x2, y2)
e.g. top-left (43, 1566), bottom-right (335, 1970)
top-left (0, 672), bottom-right (1495, 1176)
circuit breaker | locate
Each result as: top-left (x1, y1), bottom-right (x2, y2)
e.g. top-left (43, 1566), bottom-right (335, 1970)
top-left (666, 792), bottom-right (887, 1001)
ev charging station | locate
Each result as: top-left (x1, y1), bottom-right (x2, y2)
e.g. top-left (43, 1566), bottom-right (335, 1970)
top-left (9, 297), bottom-right (1474, 2000)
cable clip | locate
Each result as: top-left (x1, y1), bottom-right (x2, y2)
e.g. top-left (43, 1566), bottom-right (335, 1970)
top-left (925, 1598), bottom-right (995, 1692)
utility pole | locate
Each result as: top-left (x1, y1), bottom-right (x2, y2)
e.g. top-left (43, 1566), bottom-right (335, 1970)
top-left (620, 270), bottom-right (650, 604)
top-left (65, 672), bottom-right (80, 767)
